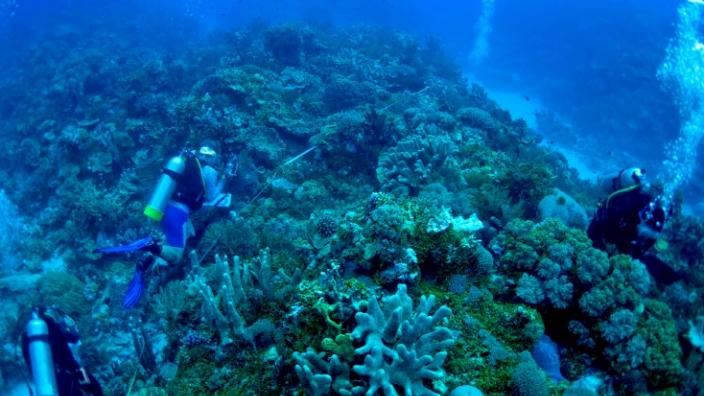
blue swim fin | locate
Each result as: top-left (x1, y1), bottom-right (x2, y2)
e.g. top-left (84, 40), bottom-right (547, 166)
top-left (95, 236), bottom-right (156, 254)
top-left (123, 270), bottom-right (145, 309)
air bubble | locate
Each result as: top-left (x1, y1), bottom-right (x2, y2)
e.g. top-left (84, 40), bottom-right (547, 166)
top-left (659, 1), bottom-right (704, 196)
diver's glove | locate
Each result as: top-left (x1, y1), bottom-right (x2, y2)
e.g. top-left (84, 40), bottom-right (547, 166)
top-left (122, 255), bottom-right (155, 309)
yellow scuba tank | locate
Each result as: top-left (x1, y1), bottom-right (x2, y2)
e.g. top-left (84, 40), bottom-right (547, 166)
top-left (144, 155), bottom-right (187, 221)
top-left (26, 312), bottom-right (59, 396)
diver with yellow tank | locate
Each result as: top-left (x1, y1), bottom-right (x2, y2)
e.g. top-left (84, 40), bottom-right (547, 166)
top-left (95, 141), bottom-right (235, 308)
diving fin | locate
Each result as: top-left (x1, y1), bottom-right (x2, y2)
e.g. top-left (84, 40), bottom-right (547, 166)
top-left (123, 255), bottom-right (156, 309)
top-left (123, 270), bottom-right (145, 309)
top-left (94, 236), bottom-right (158, 255)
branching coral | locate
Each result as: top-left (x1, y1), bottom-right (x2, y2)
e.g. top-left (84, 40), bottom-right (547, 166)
top-left (293, 349), bottom-right (361, 396)
top-left (188, 249), bottom-right (301, 346)
top-left (152, 280), bottom-right (194, 323)
top-left (351, 284), bottom-right (456, 396)
top-left (294, 284), bottom-right (456, 396)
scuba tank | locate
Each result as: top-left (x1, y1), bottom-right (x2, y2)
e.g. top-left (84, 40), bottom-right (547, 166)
top-left (144, 155), bottom-right (187, 221)
top-left (26, 312), bottom-right (59, 396)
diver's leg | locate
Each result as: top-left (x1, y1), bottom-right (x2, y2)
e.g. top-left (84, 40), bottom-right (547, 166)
top-left (159, 203), bottom-right (191, 264)
top-left (587, 208), bottom-right (607, 250)
top-left (122, 203), bottom-right (190, 308)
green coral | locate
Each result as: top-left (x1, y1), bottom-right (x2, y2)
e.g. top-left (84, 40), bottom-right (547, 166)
top-left (640, 300), bottom-right (683, 389)
top-left (314, 297), bottom-right (343, 330)
top-left (420, 282), bottom-right (545, 395)
top-left (35, 271), bottom-right (90, 316)
top-left (493, 218), bottom-right (596, 309)
top-left (321, 333), bottom-right (355, 362)
top-left (492, 217), bottom-right (684, 392)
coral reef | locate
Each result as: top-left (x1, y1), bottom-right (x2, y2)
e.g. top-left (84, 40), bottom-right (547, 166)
top-left (0, 19), bottom-right (697, 396)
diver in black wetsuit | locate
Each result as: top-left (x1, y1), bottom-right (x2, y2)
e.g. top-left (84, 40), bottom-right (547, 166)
top-left (22, 307), bottom-right (103, 396)
top-left (588, 167), bottom-right (677, 281)
top-left (588, 167), bottom-right (669, 257)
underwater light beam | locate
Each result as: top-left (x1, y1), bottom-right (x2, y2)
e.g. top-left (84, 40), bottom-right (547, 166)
top-left (468, 0), bottom-right (495, 68)
top-left (658, 0), bottom-right (704, 196)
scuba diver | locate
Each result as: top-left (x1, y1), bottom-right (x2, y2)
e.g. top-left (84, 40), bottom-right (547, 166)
top-left (587, 167), bottom-right (678, 282)
top-left (95, 142), bottom-right (235, 308)
top-left (22, 307), bottom-right (103, 396)
top-left (588, 167), bottom-right (669, 257)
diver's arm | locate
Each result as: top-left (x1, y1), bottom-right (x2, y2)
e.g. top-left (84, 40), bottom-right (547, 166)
top-left (202, 166), bottom-right (223, 200)
top-left (202, 165), bottom-right (231, 207)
